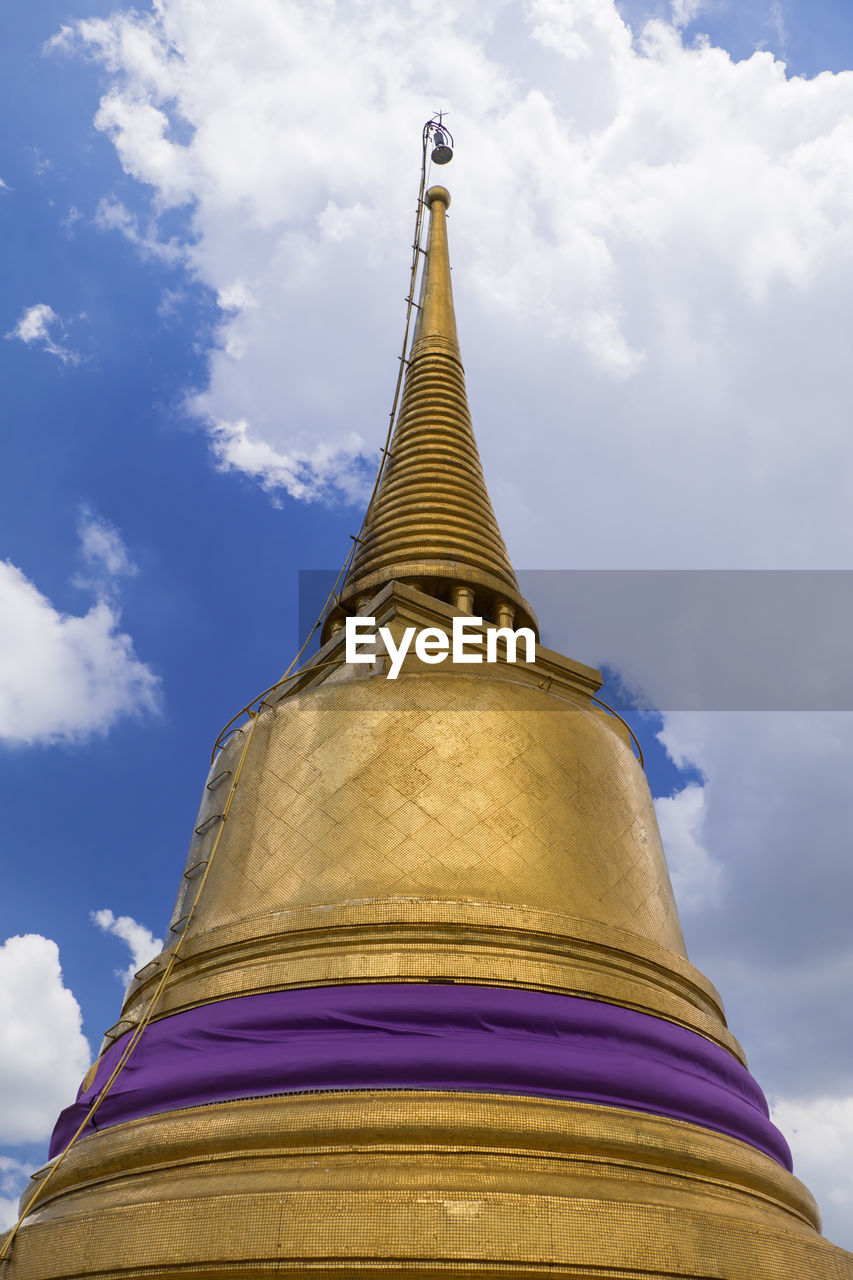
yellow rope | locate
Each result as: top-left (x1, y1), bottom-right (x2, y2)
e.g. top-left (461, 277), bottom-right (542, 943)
top-left (0, 710), bottom-right (262, 1263)
top-left (0, 122), bottom-right (444, 1266)
top-left (210, 121), bottom-right (436, 762)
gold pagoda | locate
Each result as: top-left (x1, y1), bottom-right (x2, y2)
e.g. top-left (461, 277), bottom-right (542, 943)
top-left (4, 173), bottom-right (853, 1279)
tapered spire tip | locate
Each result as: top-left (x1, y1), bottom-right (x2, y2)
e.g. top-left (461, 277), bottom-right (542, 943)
top-left (324, 176), bottom-right (538, 640)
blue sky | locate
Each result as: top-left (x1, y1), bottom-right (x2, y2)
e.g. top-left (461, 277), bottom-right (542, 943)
top-left (3, 0), bottom-right (853, 1250)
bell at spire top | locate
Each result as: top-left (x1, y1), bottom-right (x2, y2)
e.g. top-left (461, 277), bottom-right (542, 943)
top-left (431, 130), bottom-right (453, 165)
top-left (325, 185), bottom-right (538, 638)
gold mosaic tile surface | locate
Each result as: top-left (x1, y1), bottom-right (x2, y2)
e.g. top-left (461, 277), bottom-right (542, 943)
top-left (6, 1091), bottom-right (853, 1279)
top-left (174, 673), bottom-right (685, 951)
top-left (113, 665), bottom-right (720, 1046)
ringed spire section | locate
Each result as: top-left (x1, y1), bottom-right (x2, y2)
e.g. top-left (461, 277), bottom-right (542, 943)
top-left (324, 186), bottom-right (537, 639)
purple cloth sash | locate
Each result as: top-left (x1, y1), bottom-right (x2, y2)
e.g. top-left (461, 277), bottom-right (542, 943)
top-left (51, 983), bottom-right (791, 1169)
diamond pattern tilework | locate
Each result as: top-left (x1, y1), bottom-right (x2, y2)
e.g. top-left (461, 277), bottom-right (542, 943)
top-left (179, 674), bottom-right (686, 959)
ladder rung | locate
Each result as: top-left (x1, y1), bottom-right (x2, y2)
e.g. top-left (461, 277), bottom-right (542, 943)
top-left (104, 1017), bottom-right (138, 1040)
top-left (184, 859), bottom-right (209, 878)
top-left (195, 813), bottom-right (223, 835)
top-left (207, 769), bottom-right (231, 791)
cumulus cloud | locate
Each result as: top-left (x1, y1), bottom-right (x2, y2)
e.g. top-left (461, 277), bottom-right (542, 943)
top-left (45, 0), bottom-right (853, 575)
top-left (654, 709), bottom-right (853, 1249)
top-left (0, 515), bottom-right (159, 746)
top-left (656, 712), bottom-right (853, 1077)
top-left (532, 577), bottom-right (853, 1248)
top-left (772, 1095), bottom-right (853, 1223)
top-left (91, 909), bottom-right (163, 985)
top-left (0, 936), bottom-right (91, 1145)
top-left (216, 280), bottom-right (255, 313)
top-left (0, 1155), bottom-right (34, 1232)
top-left (654, 781), bottom-right (724, 911)
top-left (5, 304), bottom-right (81, 365)
top-left (531, 573), bottom-right (853, 1249)
top-left (209, 419), bottom-right (372, 504)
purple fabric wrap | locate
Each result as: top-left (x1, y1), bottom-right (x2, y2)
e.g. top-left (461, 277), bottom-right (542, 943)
top-left (51, 983), bottom-right (791, 1169)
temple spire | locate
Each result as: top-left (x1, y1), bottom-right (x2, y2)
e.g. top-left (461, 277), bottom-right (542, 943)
top-left (410, 185), bottom-right (458, 355)
top-left (326, 186), bottom-right (538, 637)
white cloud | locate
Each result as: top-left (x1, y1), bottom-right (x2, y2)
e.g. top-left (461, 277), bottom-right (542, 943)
top-left (654, 709), bottom-right (853, 1249)
top-left (209, 418), bottom-right (371, 504)
top-left (30, 149), bottom-right (52, 177)
top-left (0, 177), bottom-right (13, 192)
top-left (93, 195), bottom-right (185, 263)
top-left (91, 909), bottom-right (163, 985)
top-left (654, 781), bottom-right (724, 911)
top-left (0, 936), bottom-right (91, 1145)
top-left (670, 0), bottom-right (707, 29)
top-left (216, 280), bottom-right (255, 313)
top-left (655, 711), bottom-right (853, 1048)
top-left (0, 1155), bottom-right (34, 1231)
top-left (768, 2), bottom-right (788, 51)
top-left (0, 517), bottom-right (159, 747)
top-left (156, 286), bottom-right (185, 321)
top-left (49, 0), bottom-right (853, 569)
top-left (74, 507), bottom-right (139, 595)
top-left (524, 582), bottom-right (853, 1247)
top-left (771, 1095), bottom-right (853, 1219)
top-left (5, 304), bottom-right (81, 365)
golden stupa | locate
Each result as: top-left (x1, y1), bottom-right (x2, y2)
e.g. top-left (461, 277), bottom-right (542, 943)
top-left (4, 162), bottom-right (853, 1279)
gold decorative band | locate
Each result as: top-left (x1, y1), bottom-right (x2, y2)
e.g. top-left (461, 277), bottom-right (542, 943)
top-left (121, 899), bottom-right (741, 1059)
top-left (7, 1091), bottom-right (843, 1280)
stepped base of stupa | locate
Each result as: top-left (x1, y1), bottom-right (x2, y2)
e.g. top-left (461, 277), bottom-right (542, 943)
top-left (5, 1091), bottom-right (852, 1279)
